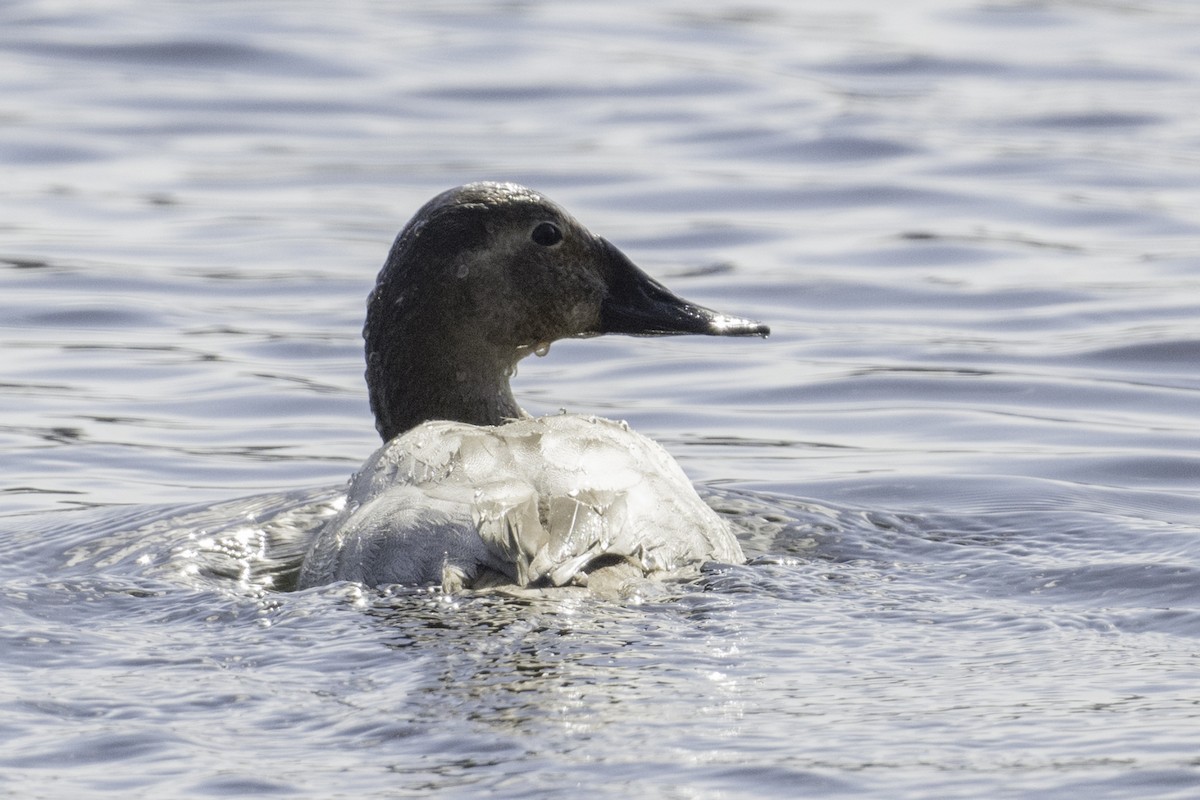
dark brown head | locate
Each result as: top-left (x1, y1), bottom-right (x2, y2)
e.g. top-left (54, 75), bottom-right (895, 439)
top-left (366, 182), bottom-right (768, 441)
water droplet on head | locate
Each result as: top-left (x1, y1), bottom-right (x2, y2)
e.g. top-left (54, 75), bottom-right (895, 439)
top-left (534, 342), bottom-right (551, 357)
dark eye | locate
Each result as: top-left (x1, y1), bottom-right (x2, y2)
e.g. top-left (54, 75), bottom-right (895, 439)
top-left (530, 221), bottom-right (563, 247)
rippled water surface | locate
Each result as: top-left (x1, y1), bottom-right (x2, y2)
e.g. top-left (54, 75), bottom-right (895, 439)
top-left (3, 0), bottom-right (1200, 797)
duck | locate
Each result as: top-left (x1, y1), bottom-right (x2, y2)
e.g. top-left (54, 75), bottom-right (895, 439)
top-left (296, 182), bottom-right (768, 593)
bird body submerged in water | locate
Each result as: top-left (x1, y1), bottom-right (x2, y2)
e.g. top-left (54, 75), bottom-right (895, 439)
top-left (297, 182), bottom-right (768, 592)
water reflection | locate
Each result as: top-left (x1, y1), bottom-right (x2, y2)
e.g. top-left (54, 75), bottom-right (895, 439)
top-left (2, 0), bottom-right (1200, 795)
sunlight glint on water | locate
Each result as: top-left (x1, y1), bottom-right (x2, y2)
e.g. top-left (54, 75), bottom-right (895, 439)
top-left (1, 1), bottom-right (1199, 798)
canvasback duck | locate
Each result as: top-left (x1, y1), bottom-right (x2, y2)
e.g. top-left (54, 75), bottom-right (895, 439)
top-left (297, 182), bottom-right (768, 592)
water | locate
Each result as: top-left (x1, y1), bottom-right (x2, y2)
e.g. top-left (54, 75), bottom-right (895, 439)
top-left (2, 0), bottom-right (1200, 796)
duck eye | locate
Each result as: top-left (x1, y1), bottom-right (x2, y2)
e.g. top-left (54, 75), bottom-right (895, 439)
top-left (530, 221), bottom-right (563, 247)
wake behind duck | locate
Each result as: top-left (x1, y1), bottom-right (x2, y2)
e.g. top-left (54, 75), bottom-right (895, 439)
top-left (297, 182), bottom-right (768, 593)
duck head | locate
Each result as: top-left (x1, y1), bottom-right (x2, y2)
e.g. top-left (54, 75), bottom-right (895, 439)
top-left (366, 182), bottom-right (769, 441)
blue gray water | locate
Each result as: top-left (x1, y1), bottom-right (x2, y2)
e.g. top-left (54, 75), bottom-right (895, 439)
top-left (2, 1), bottom-right (1199, 797)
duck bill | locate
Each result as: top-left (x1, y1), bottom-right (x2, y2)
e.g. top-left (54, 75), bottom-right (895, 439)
top-left (596, 239), bottom-right (770, 337)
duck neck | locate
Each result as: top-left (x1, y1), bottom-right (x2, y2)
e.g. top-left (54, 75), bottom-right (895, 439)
top-left (366, 323), bottom-right (524, 442)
